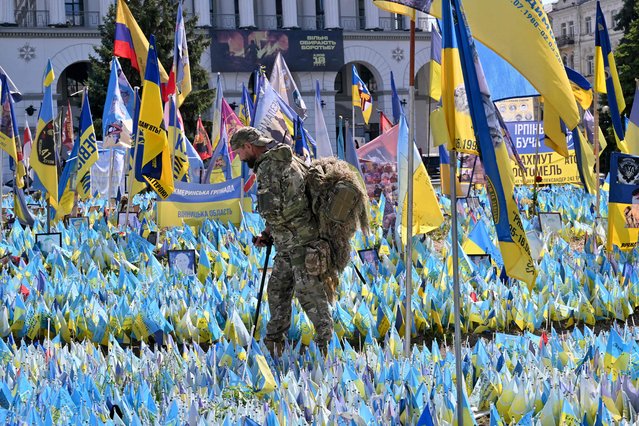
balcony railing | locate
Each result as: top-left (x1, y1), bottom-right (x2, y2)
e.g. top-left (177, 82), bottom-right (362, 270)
top-left (299, 15), bottom-right (324, 30)
top-left (255, 14), bottom-right (281, 29)
top-left (15, 9), bottom-right (49, 27)
top-left (340, 16), bottom-right (366, 31)
top-left (210, 13), bottom-right (239, 30)
top-left (65, 11), bottom-right (100, 27)
top-left (556, 34), bottom-right (575, 46)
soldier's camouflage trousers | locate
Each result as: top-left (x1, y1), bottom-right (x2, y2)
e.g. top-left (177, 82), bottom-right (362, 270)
top-left (265, 250), bottom-right (333, 349)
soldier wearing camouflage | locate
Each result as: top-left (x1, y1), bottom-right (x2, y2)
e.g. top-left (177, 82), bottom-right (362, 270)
top-left (230, 127), bottom-right (334, 353)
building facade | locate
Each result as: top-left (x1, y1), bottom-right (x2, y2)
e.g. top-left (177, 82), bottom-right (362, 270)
top-left (547, 0), bottom-right (624, 80)
top-left (0, 0), bottom-right (439, 156)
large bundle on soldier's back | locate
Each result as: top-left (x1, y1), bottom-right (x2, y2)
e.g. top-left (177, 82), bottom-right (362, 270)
top-left (306, 157), bottom-right (369, 302)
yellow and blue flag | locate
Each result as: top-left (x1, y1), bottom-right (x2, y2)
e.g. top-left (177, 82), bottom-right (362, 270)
top-left (294, 116), bottom-right (312, 165)
top-left (31, 59), bottom-right (58, 208)
top-left (607, 152), bottom-right (639, 251)
top-left (239, 83), bottom-right (253, 126)
top-left (171, 0), bottom-right (191, 107)
top-left (447, 0), bottom-right (536, 286)
top-left (138, 35), bottom-right (174, 199)
top-left (396, 113), bottom-right (444, 243)
top-left (441, 8), bottom-right (476, 156)
top-left (595, 1), bottom-right (626, 148)
top-left (43, 59), bottom-right (54, 88)
top-left (572, 127), bottom-right (597, 195)
top-left (625, 82), bottom-right (639, 155)
top-left (439, 145), bottom-right (461, 197)
top-left (166, 95), bottom-right (190, 182)
top-left (566, 66), bottom-right (593, 110)
top-left (75, 89), bottom-right (99, 199)
top-left (0, 73), bottom-right (19, 162)
top-left (352, 65), bottom-right (372, 125)
top-left (429, 27), bottom-right (442, 102)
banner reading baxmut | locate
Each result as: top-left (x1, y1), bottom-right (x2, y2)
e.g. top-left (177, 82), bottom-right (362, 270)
top-left (210, 30), bottom-right (344, 73)
top-left (608, 153), bottom-right (639, 251)
top-left (506, 121), bottom-right (580, 186)
top-left (157, 178), bottom-right (251, 228)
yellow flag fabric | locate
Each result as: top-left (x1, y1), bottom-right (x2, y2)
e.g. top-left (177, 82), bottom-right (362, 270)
top-left (139, 37), bottom-right (174, 199)
top-left (429, 29), bottom-right (442, 101)
top-left (429, 0), bottom-right (580, 130)
top-left (441, 11), bottom-right (477, 156)
top-left (32, 65), bottom-right (58, 208)
top-left (542, 102), bottom-right (569, 158)
top-left (607, 153), bottom-right (639, 252)
top-left (396, 114), bottom-right (444, 243)
top-left (626, 84), bottom-right (639, 155)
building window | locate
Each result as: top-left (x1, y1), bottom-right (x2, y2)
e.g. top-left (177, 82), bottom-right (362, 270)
top-left (275, 0), bottom-right (283, 28)
top-left (570, 54), bottom-right (574, 68)
top-left (568, 21), bottom-right (574, 36)
top-left (393, 13), bottom-right (405, 30)
top-left (65, 0), bottom-right (84, 26)
top-left (315, 0), bottom-right (324, 28)
top-left (358, 0), bottom-right (365, 29)
top-left (587, 55), bottom-right (594, 76)
top-left (563, 55), bottom-right (568, 65)
top-left (585, 16), bottom-right (592, 34)
top-left (334, 70), bottom-right (343, 93)
top-left (611, 10), bottom-right (619, 28)
top-left (561, 22), bottom-right (567, 36)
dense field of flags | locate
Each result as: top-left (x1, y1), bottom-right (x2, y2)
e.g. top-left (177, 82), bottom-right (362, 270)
top-left (1, 0), bottom-right (639, 423)
top-left (0, 186), bottom-right (634, 424)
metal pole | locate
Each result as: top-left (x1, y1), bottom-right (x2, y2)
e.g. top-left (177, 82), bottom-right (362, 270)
top-left (171, 94), bottom-right (178, 180)
top-left (403, 19), bottom-right (416, 357)
top-left (425, 99), bottom-right (432, 158)
top-left (125, 87), bottom-right (141, 228)
top-left (593, 91), bottom-right (601, 226)
top-left (532, 100), bottom-right (542, 216)
top-left (450, 147), bottom-right (464, 426)
top-left (352, 104), bottom-right (355, 154)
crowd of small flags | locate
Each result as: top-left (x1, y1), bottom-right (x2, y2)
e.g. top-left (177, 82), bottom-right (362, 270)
top-left (0, 184), bottom-right (632, 423)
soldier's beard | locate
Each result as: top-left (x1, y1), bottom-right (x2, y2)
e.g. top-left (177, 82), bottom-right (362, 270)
top-left (245, 156), bottom-right (256, 169)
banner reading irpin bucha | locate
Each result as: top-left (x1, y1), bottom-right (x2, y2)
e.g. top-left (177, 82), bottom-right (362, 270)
top-left (608, 152), bottom-right (639, 251)
top-left (505, 121), bottom-right (581, 185)
top-left (157, 178), bottom-right (251, 228)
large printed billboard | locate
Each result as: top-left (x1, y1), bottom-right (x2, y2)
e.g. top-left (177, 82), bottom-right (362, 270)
top-left (210, 30), bottom-right (344, 72)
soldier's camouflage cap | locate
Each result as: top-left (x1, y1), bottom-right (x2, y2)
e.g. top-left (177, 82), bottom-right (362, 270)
top-left (229, 126), bottom-right (271, 150)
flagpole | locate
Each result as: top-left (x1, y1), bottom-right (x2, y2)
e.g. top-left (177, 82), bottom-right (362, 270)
top-left (125, 87), bottom-right (140, 229)
top-left (403, 18), bottom-right (416, 357)
top-left (532, 100), bottom-right (542, 216)
top-left (107, 147), bottom-right (115, 205)
top-left (351, 105), bottom-right (355, 154)
top-left (171, 94), bottom-right (178, 182)
top-left (594, 91), bottom-right (601, 234)
top-left (425, 98), bottom-right (432, 158)
top-left (450, 146), bottom-right (464, 426)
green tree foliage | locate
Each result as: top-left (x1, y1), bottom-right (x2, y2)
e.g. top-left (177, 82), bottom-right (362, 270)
top-left (87, 0), bottom-right (213, 140)
top-left (615, 1), bottom-right (639, 114)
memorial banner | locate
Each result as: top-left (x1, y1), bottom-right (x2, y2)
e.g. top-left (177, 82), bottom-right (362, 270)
top-left (608, 153), bottom-right (639, 251)
top-left (157, 178), bottom-right (251, 228)
top-left (506, 121), bottom-right (580, 185)
top-left (210, 30), bottom-right (344, 72)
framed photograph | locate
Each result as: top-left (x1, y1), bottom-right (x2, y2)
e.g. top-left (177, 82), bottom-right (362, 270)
top-left (468, 254), bottom-right (491, 266)
top-left (357, 248), bottom-right (380, 267)
top-left (168, 249), bottom-right (196, 276)
top-left (539, 212), bottom-right (562, 234)
top-left (464, 197), bottom-right (481, 210)
top-left (27, 204), bottom-right (45, 215)
top-left (35, 232), bottom-right (62, 256)
top-left (67, 216), bottom-right (89, 230)
top-left (118, 212), bottom-right (140, 230)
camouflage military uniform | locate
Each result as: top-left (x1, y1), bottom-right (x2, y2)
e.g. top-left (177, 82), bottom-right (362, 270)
top-left (252, 142), bottom-right (333, 350)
